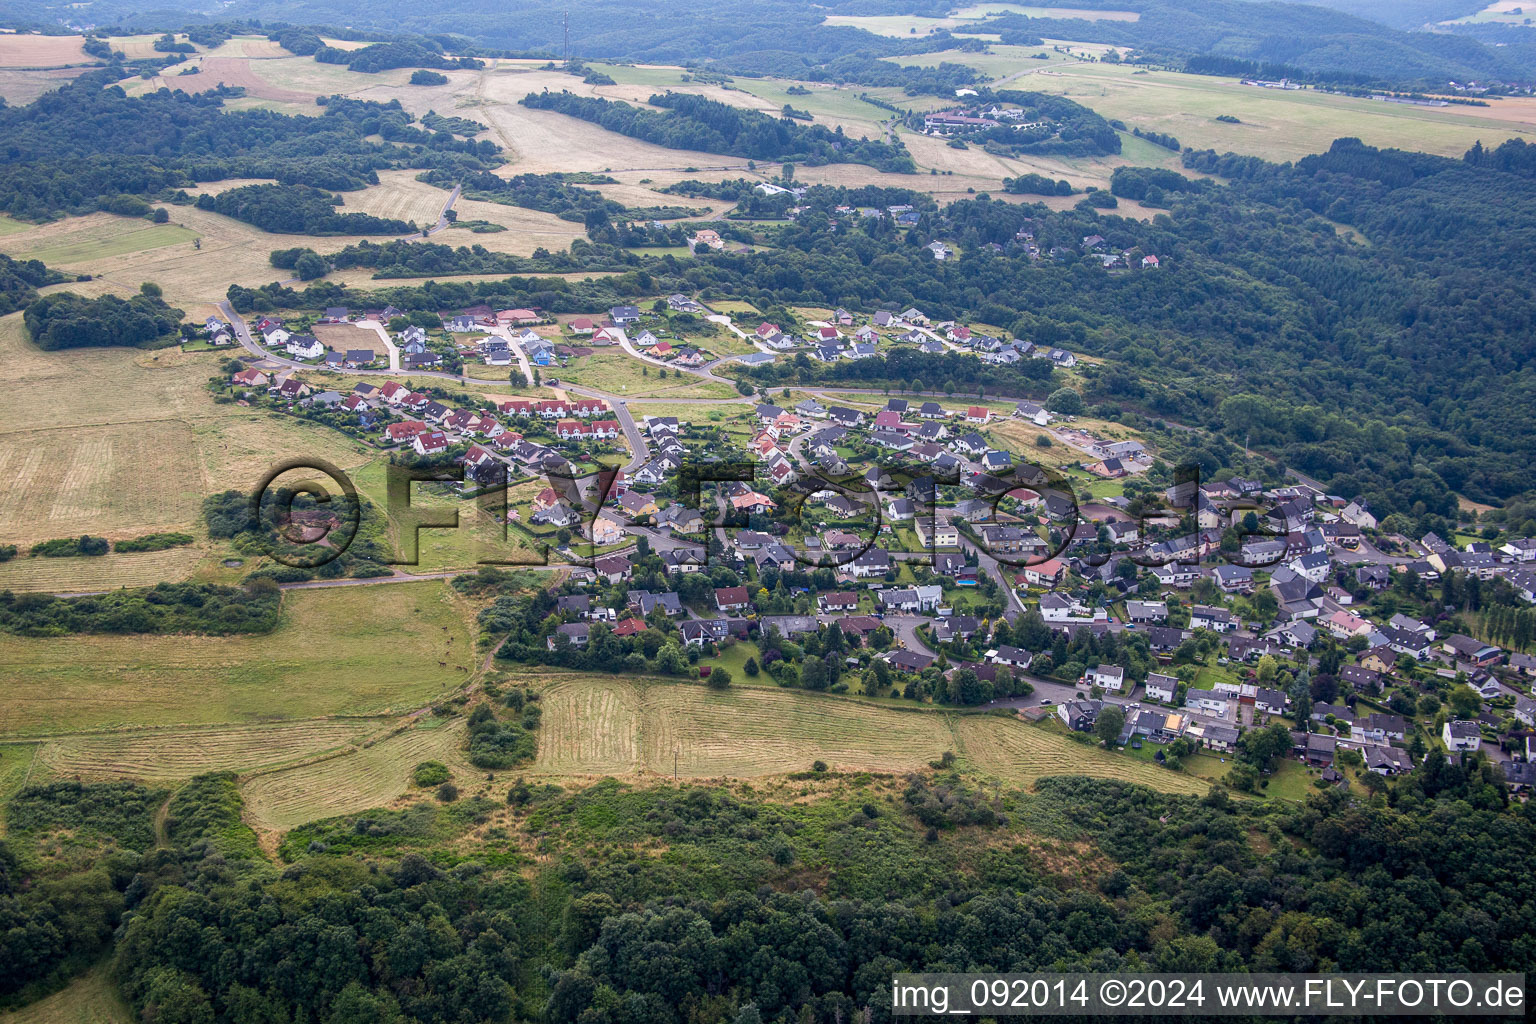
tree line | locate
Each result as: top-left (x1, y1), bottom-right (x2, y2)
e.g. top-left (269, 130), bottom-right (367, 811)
top-left (520, 90), bottom-right (917, 172)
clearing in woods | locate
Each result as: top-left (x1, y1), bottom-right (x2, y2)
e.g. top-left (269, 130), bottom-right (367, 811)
top-left (4, 966), bottom-right (131, 1024)
top-left (241, 718), bottom-right (476, 830)
top-left (337, 168), bottom-right (447, 226)
top-left (532, 676), bottom-right (1207, 795)
top-left (0, 580), bottom-right (475, 736)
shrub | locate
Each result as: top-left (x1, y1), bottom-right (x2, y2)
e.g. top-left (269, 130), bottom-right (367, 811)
top-left (413, 761), bottom-right (451, 787)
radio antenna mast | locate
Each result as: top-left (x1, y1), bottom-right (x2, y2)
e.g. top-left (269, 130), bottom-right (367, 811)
top-left (563, 11), bottom-right (570, 64)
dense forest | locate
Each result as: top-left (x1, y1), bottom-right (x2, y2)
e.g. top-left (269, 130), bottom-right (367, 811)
top-left (0, 74), bottom-right (501, 221)
top-left (195, 182), bottom-right (417, 235)
top-left (314, 37), bottom-right (483, 73)
top-left (3, 751), bottom-right (1533, 1021)
top-left (0, 253), bottom-right (66, 317)
top-left (22, 288), bottom-right (183, 350)
top-left (520, 91), bottom-right (916, 172)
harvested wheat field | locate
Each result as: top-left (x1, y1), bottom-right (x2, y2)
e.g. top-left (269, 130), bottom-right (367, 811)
top-left (0, 34), bottom-right (88, 67)
top-left (242, 719), bottom-right (475, 829)
top-left (0, 581), bottom-right (474, 736)
top-left (955, 716), bottom-right (1208, 795)
top-left (32, 718), bottom-right (383, 783)
top-left (144, 56), bottom-right (316, 103)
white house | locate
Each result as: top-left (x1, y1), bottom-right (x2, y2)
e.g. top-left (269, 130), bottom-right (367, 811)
top-left (285, 335), bottom-right (324, 360)
top-left (1443, 720), bottom-right (1482, 752)
top-left (1145, 672), bottom-right (1178, 703)
top-left (1084, 665), bottom-right (1125, 692)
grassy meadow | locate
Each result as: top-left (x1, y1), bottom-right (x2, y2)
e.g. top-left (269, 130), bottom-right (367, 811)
top-left (0, 580), bottom-right (475, 736)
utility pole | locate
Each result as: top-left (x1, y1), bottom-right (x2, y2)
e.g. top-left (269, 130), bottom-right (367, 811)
top-left (563, 11), bottom-right (570, 65)
top-left (673, 745), bottom-right (678, 781)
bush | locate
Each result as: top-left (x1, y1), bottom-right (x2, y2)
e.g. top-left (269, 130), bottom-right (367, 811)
top-left (467, 706), bottom-right (537, 768)
top-left (411, 69), bottom-right (450, 85)
top-left (30, 535), bottom-right (109, 557)
top-left (413, 761), bottom-right (451, 787)
top-left (436, 782), bottom-right (459, 802)
top-left (113, 532), bottom-right (194, 553)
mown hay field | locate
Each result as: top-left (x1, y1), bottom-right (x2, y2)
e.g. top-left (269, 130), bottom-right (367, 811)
top-left (0, 581), bottom-right (474, 736)
top-left (31, 718), bottom-right (383, 783)
top-left (242, 718), bottom-right (475, 829)
top-left (533, 676), bottom-right (1210, 796)
top-left (0, 547), bottom-right (205, 594)
top-left (0, 312), bottom-right (373, 584)
top-left (954, 716), bottom-right (1208, 795)
top-left (0, 420), bottom-right (203, 548)
top-left (536, 677), bottom-right (951, 777)
top-left (337, 169), bottom-right (449, 226)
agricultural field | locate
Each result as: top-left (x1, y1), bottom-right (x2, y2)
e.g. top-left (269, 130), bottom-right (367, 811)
top-left (0, 546), bottom-right (207, 595)
top-left (0, 33), bottom-right (89, 67)
top-left (337, 168), bottom-right (449, 227)
top-left (822, 7), bottom-right (1139, 35)
top-left (0, 580), bottom-right (475, 736)
top-left (533, 676), bottom-right (1213, 795)
top-left (954, 716), bottom-right (1208, 794)
top-left (534, 676), bottom-right (954, 777)
top-left (0, 67), bottom-right (90, 105)
top-left (241, 718), bottom-right (475, 829)
top-left (1440, 0), bottom-right (1536, 23)
top-left (1011, 62), bottom-right (1535, 161)
top-left (0, 420), bottom-right (202, 549)
top-left (0, 743), bottom-right (38, 809)
top-left (0, 214), bottom-right (197, 268)
top-left (0, 312), bottom-right (375, 587)
top-left (471, 65), bottom-right (758, 176)
top-left (29, 718), bottom-right (383, 784)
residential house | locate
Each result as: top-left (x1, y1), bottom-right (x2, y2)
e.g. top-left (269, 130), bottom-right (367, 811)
top-left (715, 586), bottom-right (752, 614)
top-left (1145, 672), bottom-right (1178, 703)
top-left (1443, 720), bottom-right (1482, 752)
top-left (1085, 665), bottom-right (1125, 692)
top-left (593, 555), bottom-right (633, 584)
